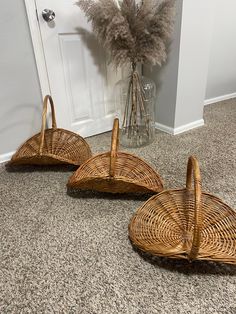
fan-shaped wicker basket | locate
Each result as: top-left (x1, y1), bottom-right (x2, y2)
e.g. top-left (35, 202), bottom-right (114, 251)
top-left (9, 95), bottom-right (92, 166)
top-left (129, 156), bottom-right (236, 265)
top-left (67, 118), bottom-right (163, 194)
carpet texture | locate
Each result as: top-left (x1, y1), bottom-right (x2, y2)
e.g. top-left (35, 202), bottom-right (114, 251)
top-left (0, 99), bottom-right (236, 313)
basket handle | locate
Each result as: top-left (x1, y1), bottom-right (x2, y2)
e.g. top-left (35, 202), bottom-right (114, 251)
top-left (186, 156), bottom-right (202, 260)
top-left (39, 95), bottom-right (57, 155)
top-left (109, 118), bottom-right (119, 178)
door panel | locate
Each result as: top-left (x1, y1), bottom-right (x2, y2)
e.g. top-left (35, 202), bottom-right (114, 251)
top-left (35, 0), bottom-right (121, 137)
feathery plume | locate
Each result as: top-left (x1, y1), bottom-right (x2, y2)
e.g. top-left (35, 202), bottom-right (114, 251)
top-left (77, 0), bottom-right (175, 67)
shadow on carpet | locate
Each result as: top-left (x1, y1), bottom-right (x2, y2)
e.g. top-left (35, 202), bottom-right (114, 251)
top-left (5, 164), bottom-right (78, 173)
top-left (132, 246), bottom-right (236, 276)
top-left (67, 186), bottom-right (151, 201)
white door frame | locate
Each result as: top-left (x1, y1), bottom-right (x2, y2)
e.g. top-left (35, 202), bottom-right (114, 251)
top-left (24, 0), bottom-right (51, 98)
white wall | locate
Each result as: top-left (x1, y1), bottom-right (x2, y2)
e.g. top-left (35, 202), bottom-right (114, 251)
top-left (0, 0), bottom-right (42, 161)
top-left (145, 0), bottom-right (213, 133)
top-left (205, 0), bottom-right (236, 101)
top-left (144, 0), bottom-right (183, 128)
top-left (174, 0), bottom-right (213, 128)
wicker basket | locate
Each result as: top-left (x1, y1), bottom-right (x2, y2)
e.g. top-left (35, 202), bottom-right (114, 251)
top-left (67, 118), bottom-right (163, 194)
top-left (9, 95), bottom-right (92, 166)
top-left (129, 156), bottom-right (236, 265)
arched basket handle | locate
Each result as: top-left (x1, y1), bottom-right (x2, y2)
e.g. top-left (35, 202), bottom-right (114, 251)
top-left (109, 118), bottom-right (119, 178)
top-left (186, 156), bottom-right (202, 260)
top-left (39, 95), bottom-right (57, 155)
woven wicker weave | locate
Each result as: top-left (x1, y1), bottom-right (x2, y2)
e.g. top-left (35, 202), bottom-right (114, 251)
top-left (129, 156), bottom-right (236, 265)
top-left (9, 95), bottom-right (92, 166)
top-left (67, 118), bottom-right (163, 194)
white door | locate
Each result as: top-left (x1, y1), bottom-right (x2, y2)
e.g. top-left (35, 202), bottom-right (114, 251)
top-left (35, 0), bottom-right (120, 137)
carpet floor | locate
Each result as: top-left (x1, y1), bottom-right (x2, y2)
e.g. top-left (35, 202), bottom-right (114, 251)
top-left (0, 99), bottom-right (236, 314)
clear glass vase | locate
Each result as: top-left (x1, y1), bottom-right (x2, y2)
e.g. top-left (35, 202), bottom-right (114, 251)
top-left (115, 70), bottom-right (156, 148)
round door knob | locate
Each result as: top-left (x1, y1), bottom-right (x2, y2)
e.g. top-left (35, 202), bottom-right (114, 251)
top-left (42, 9), bottom-right (56, 22)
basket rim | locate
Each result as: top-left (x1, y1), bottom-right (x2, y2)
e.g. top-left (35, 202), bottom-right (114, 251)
top-left (129, 189), bottom-right (236, 264)
top-left (129, 188), bottom-right (236, 264)
top-left (131, 187), bottom-right (236, 215)
top-left (68, 150), bottom-right (164, 187)
top-left (129, 156), bottom-right (236, 264)
top-left (10, 127), bottom-right (92, 162)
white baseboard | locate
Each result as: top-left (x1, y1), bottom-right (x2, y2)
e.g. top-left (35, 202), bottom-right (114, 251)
top-left (204, 92), bottom-right (236, 106)
top-left (155, 122), bottom-right (174, 135)
top-left (174, 119), bottom-right (204, 135)
top-left (0, 118), bottom-right (204, 162)
top-left (155, 119), bottom-right (204, 135)
top-left (0, 151), bottom-right (15, 164)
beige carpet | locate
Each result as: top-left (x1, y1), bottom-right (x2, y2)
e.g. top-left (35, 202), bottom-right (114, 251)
top-left (0, 99), bottom-right (236, 313)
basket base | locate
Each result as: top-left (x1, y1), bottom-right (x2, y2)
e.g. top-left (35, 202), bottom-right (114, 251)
top-left (68, 176), bottom-right (160, 194)
top-left (10, 154), bottom-right (76, 166)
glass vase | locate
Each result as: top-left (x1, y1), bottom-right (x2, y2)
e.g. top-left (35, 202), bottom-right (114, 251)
top-left (115, 69), bottom-right (156, 148)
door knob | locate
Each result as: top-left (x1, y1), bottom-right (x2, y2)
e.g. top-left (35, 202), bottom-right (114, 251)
top-left (42, 9), bottom-right (56, 22)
